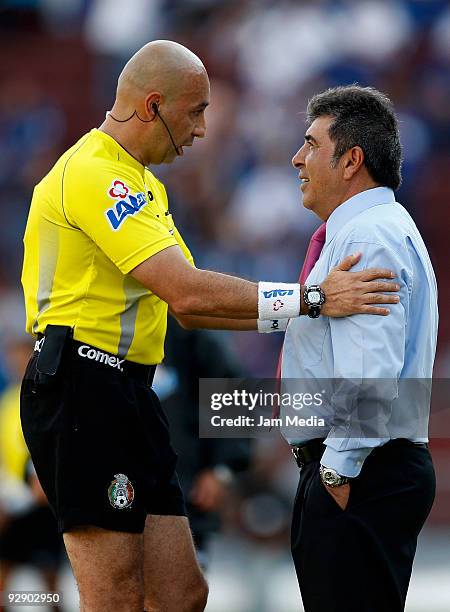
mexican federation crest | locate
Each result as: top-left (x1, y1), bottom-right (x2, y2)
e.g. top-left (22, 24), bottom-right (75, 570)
top-left (108, 474), bottom-right (135, 510)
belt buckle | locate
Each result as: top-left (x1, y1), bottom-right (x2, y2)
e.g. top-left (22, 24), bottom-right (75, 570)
top-left (291, 446), bottom-right (305, 469)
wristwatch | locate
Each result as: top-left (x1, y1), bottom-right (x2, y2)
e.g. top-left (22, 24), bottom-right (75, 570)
top-left (303, 285), bottom-right (326, 318)
top-left (320, 465), bottom-right (349, 488)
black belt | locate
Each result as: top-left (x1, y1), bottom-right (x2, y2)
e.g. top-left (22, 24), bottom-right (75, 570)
top-left (36, 328), bottom-right (156, 386)
top-left (291, 438), bottom-right (428, 469)
top-left (291, 439), bottom-right (326, 468)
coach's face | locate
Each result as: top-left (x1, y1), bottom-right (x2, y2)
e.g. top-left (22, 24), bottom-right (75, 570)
top-left (292, 115), bottom-right (344, 221)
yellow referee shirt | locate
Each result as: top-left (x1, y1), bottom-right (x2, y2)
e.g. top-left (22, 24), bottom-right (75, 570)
top-left (22, 129), bottom-right (194, 365)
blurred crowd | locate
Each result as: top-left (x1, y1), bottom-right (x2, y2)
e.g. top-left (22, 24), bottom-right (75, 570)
top-left (0, 1), bottom-right (449, 609)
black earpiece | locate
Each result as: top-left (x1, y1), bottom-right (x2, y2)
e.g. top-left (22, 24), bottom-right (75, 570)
top-left (148, 102), bottom-right (181, 156)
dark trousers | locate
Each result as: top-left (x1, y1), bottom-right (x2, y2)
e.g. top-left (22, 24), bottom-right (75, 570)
top-left (291, 440), bottom-right (435, 612)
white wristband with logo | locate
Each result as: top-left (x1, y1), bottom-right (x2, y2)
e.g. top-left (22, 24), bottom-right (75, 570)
top-left (257, 318), bottom-right (289, 333)
top-left (258, 282), bottom-right (301, 320)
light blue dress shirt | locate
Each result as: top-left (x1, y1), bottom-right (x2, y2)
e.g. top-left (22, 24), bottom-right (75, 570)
top-left (281, 187), bottom-right (438, 477)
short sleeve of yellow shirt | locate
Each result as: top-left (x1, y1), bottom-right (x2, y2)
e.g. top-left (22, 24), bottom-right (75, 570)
top-left (64, 156), bottom-right (179, 275)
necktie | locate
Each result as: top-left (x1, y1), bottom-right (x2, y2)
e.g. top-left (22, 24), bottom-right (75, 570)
top-left (298, 222), bottom-right (327, 285)
top-left (273, 223), bottom-right (326, 417)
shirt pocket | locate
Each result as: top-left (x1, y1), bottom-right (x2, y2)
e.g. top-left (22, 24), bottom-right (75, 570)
top-left (297, 316), bottom-right (330, 367)
top-left (283, 316), bottom-right (330, 376)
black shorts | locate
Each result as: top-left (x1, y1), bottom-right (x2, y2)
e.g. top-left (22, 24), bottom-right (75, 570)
top-left (20, 334), bottom-right (186, 534)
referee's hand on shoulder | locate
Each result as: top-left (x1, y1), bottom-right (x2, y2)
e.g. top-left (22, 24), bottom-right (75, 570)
top-left (321, 252), bottom-right (400, 317)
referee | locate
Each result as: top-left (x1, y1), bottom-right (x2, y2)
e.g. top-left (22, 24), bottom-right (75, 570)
top-left (20, 41), bottom-right (400, 612)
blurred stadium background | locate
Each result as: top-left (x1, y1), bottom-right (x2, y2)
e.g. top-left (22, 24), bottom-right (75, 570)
top-left (0, 0), bottom-right (449, 610)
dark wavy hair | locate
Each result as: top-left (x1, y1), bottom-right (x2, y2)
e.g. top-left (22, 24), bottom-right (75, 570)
top-left (306, 85), bottom-right (402, 190)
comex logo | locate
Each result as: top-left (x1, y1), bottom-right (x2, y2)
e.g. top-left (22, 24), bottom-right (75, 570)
top-left (106, 179), bottom-right (147, 231)
top-left (77, 345), bottom-right (124, 371)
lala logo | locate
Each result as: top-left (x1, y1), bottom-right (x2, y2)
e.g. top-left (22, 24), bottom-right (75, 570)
top-left (109, 180), bottom-right (129, 198)
top-left (106, 179), bottom-right (147, 230)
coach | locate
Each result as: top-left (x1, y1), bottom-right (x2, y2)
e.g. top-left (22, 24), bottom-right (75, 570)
top-left (20, 41), bottom-right (400, 612)
top-left (283, 85), bottom-right (438, 612)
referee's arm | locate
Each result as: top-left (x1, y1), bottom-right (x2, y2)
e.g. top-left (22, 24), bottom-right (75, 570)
top-left (170, 311), bottom-right (258, 331)
top-left (130, 245), bottom-right (400, 330)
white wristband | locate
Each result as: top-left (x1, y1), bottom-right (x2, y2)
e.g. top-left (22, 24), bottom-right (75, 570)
top-left (258, 282), bottom-right (301, 320)
top-left (257, 318), bottom-right (289, 333)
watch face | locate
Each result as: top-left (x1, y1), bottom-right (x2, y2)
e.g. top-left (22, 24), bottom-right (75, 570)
top-left (321, 466), bottom-right (348, 487)
top-left (322, 468), bottom-right (338, 486)
top-left (308, 290), bottom-right (321, 305)
top-left (323, 471), bottom-right (332, 485)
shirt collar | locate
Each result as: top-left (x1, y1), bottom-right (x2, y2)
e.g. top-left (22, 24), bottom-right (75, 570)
top-left (92, 128), bottom-right (145, 175)
top-left (325, 187), bottom-right (395, 244)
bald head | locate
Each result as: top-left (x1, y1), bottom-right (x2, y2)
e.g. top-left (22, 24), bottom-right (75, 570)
top-left (117, 40), bottom-right (207, 104)
top-left (103, 40), bottom-right (209, 166)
